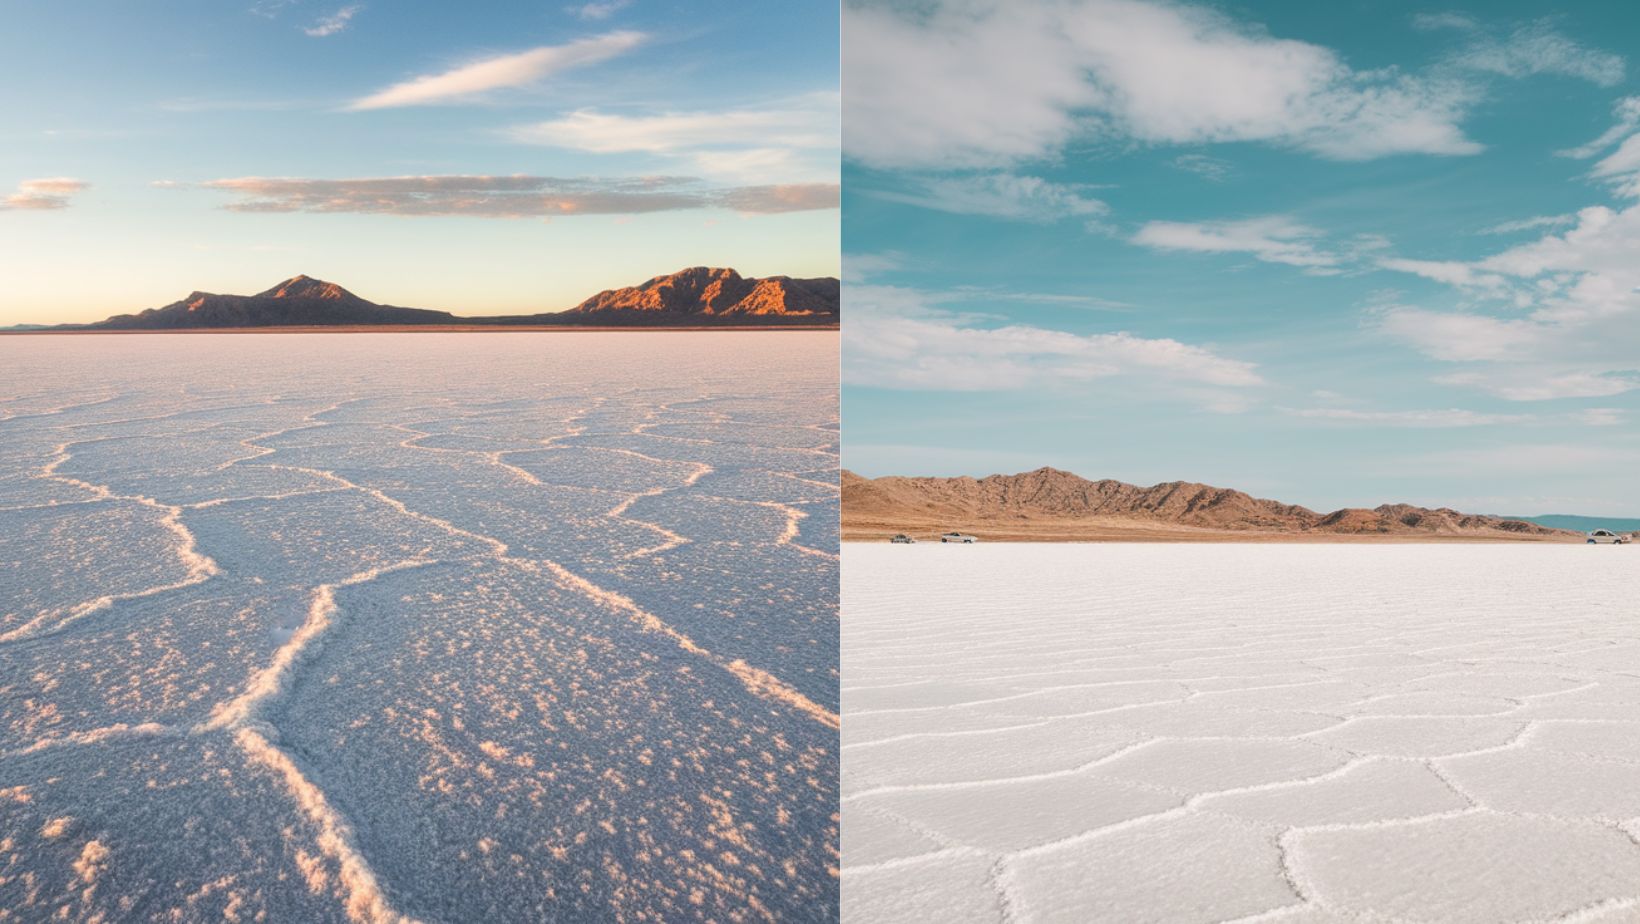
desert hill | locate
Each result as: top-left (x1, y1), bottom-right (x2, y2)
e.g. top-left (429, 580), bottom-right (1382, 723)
top-left (568, 267), bottom-right (840, 318)
top-left (72, 268), bottom-right (839, 330)
top-left (842, 466), bottom-right (1577, 542)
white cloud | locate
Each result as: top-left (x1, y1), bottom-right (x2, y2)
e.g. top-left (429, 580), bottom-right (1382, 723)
top-left (1378, 308), bottom-right (1540, 362)
top-left (511, 98), bottom-right (833, 152)
top-left (189, 174), bottom-right (837, 216)
top-left (1285, 407), bottom-right (1532, 427)
top-left (1559, 96), bottom-right (1640, 159)
top-left (1377, 257), bottom-right (1506, 289)
top-left (1410, 12), bottom-right (1480, 32)
top-left (304, 5), bottom-right (362, 37)
top-left (1, 177), bottom-right (88, 211)
top-left (348, 32), bottom-right (645, 110)
top-left (844, 0), bottom-right (1484, 170)
top-left (1445, 21), bottom-right (1624, 87)
top-left (571, 0), bottom-right (631, 20)
top-left (869, 173), bottom-right (1108, 223)
top-left (508, 95), bottom-right (837, 182)
top-left (1481, 214), bottom-right (1575, 234)
top-left (1576, 408), bottom-right (1624, 426)
top-left (843, 251), bottom-right (904, 282)
top-left (1432, 370), bottom-right (1640, 402)
top-left (1132, 216), bottom-right (1336, 268)
top-left (843, 283), bottom-right (1260, 401)
top-left (1375, 197), bottom-right (1640, 402)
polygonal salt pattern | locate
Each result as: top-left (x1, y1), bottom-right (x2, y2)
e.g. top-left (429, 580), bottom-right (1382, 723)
top-left (0, 332), bottom-right (838, 922)
top-left (842, 543), bottom-right (1640, 923)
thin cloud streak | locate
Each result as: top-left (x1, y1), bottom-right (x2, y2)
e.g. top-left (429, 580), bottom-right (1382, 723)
top-left (187, 174), bottom-right (838, 216)
top-left (348, 32), bottom-right (645, 110)
top-left (305, 5), bottom-right (363, 37)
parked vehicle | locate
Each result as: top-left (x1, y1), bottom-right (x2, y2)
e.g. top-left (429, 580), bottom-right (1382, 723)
top-left (890, 534), bottom-right (916, 544)
top-left (1587, 529), bottom-right (1630, 544)
top-left (940, 532), bottom-right (977, 543)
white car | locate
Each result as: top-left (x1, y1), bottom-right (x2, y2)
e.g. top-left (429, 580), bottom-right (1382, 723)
top-left (940, 532), bottom-right (977, 543)
top-left (890, 534), bottom-right (916, 544)
top-left (1587, 529), bottom-right (1630, 544)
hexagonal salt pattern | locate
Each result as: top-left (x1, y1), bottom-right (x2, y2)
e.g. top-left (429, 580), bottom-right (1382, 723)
top-left (842, 543), bottom-right (1640, 922)
top-left (0, 332), bottom-right (838, 922)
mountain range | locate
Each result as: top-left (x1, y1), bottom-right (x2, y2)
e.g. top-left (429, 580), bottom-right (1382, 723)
top-left (843, 467), bottom-right (1579, 542)
top-left (64, 267), bottom-right (839, 330)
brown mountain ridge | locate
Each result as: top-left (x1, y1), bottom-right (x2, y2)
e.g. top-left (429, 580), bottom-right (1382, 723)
top-left (843, 467), bottom-right (1578, 542)
top-left (74, 267), bottom-right (839, 330)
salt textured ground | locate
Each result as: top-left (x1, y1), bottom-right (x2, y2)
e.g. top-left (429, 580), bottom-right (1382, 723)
top-left (843, 543), bottom-right (1640, 924)
top-left (0, 332), bottom-right (838, 923)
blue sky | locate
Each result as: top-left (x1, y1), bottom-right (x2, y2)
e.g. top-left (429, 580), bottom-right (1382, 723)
top-left (843, 0), bottom-right (1640, 517)
top-left (0, 0), bottom-right (838, 322)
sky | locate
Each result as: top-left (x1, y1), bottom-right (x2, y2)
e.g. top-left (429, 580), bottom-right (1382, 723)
top-left (842, 0), bottom-right (1640, 517)
top-left (0, 0), bottom-right (838, 323)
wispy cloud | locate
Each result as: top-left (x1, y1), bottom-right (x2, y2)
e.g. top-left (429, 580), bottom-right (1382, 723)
top-left (844, 283), bottom-right (1259, 403)
top-left (1285, 407), bottom-right (1533, 427)
top-left (248, 0), bottom-right (298, 19)
top-left (305, 4), bottom-right (363, 37)
top-left (1558, 96), bottom-right (1640, 159)
top-left (1, 177), bottom-right (88, 211)
top-left (1430, 18), bottom-right (1625, 86)
top-left (571, 0), bottom-right (631, 20)
top-left (508, 94), bottom-right (838, 181)
top-left (185, 174), bottom-right (837, 216)
top-left (347, 32), bottom-right (645, 110)
top-left (868, 173), bottom-right (1108, 224)
top-left (1132, 217), bottom-right (1337, 269)
top-left (511, 100), bottom-right (831, 151)
top-left (1170, 154), bottom-right (1232, 182)
top-left (1481, 214), bottom-right (1575, 235)
top-left (1432, 370), bottom-right (1640, 402)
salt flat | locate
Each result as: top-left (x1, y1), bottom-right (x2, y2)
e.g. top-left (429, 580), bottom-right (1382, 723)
top-left (0, 332), bottom-right (838, 923)
top-left (842, 543), bottom-right (1640, 923)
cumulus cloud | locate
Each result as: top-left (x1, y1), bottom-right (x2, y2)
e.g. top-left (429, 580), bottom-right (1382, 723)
top-left (1376, 195), bottom-right (1640, 402)
top-left (1, 177), bottom-right (88, 211)
top-left (843, 283), bottom-right (1260, 402)
top-left (305, 5), bottom-right (362, 37)
top-left (348, 32), bottom-right (644, 109)
top-left (1132, 216), bottom-right (1337, 269)
top-left (188, 174), bottom-right (837, 216)
top-left (868, 173), bottom-right (1109, 223)
top-left (844, 0), bottom-right (1488, 170)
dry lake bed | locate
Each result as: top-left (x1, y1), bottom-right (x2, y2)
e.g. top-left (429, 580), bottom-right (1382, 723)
top-left (843, 543), bottom-right (1640, 923)
top-left (0, 332), bottom-right (839, 923)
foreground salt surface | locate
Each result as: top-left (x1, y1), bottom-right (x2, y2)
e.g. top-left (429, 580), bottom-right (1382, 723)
top-left (842, 544), bottom-right (1640, 923)
top-left (0, 333), bottom-right (838, 922)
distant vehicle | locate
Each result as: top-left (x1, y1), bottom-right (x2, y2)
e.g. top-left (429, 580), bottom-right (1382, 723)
top-left (940, 532), bottom-right (977, 543)
top-left (1587, 529), bottom-right (1630, 544)
top-left (890, 534), bottom-right (916, 544)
